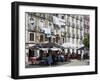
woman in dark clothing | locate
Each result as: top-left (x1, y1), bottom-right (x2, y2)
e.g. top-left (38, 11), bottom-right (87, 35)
top-left (52, 51), bottom-right (58, 65)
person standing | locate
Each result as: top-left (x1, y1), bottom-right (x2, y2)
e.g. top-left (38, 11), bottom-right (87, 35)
top-left (47, 54), bottom-right (53, 66)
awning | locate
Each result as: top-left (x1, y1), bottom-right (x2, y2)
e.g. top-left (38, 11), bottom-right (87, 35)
top-left (77, 46), bottom-right (89, 50)
top-left (29, 42), bottom-right (64, 51)
top-left (50, 47), bottom-right (61, 51)
top-left (77, 44), bottom-right (84, 50)
top-left (77, 46), bottom-right (85, 50)
top-left (61, 43), bottom-right (76, 49)
top-left (41, 42), bottom-right (64, 49)
top-left (29, 44), bottom-right (42, 50)
top-left (40, 48), bottom-right (49, 51)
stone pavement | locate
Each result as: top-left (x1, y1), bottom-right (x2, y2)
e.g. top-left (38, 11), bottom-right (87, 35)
top-left (26, 59), bottom-right (89, 68)
top-left (57, 59), bottom-right (89, 67)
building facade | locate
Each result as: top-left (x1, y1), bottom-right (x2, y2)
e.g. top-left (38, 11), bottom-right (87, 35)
top-left (25, 12), bottom-right (90, 64)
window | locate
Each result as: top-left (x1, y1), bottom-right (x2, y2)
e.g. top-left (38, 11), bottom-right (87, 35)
top-left (63, 38), bottom-right (64, 43)
top-left (28, 16), bottom-right (36, 30)
top-left (67, 49), bottom-right (70, 53)
top-left (72, 49), bottom-right (74, 53)
top-left (53, 38), bottom-right (56, 43)
top-left (76, 39), bottom-right (78, 44)
top-left (29, 16), bottom-right (35, 25)
top-left (30, 33), bottom-right (34, 41)
top-left (45, 34), bottom-right (48, 41)
top-left (67, 21), bottom-right (70, 27)
top-left (68, 37), bottom-right (70, 42)
top-left (80, 40), bottom-right (82, 44)
top-left (56, 35), bottom-right (60, 43)
top-left (72, 38), bottom-right (74, 44)
top-left (55, 14), bottom-right (58, 17)
top-left (40, 35), bottom-right (44, 42)
top-left (39, 19), bottom-right (45, 28)
top-left (49, 22), bottom-right (52, 26)
top-left (40, 14), bottom-right (45, 18)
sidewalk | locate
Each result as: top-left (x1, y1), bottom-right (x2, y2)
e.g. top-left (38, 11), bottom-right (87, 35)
top-left (26, 59), bottom-right (89, 68)
top-left (58, 59), bottom-right (89, 67)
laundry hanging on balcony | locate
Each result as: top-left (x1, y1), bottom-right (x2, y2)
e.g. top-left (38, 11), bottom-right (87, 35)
top-left (53, 16), bottom-right (66, 26)
top-left (41, 28), bottom-right (51, 37)
top-left (39, 19), bottom-right (45, 28)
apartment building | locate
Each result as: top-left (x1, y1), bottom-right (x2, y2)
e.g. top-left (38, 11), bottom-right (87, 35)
top-left (25, 12), bottom-right (89, 63)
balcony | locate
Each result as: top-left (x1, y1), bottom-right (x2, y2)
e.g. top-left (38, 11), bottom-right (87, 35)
top-left (84, 16), bottom-right (89, 21)
top-left (76, 34), bottom-right (79, 39)
top-left (72, 34), bottom-right (75, 38)
top-left (40, 29), bottom-right (45, 33)
top-left (40, 14), bottom-right (46, 19)
top-left (67, 22), bottom-right (70, 27)
top-left (67, 14), bottom-right (70, 17)
top-left (61, 32), bottom-right (64, 37)
top-left (53, 16), bottom-right (65, 27)
top-left (28, 23), bottom-right (37, 32)
top-left (72, 23), bottom-right (75, 28)
top-left (80, 17), bottom-right (83, 22)
top-left (84, 24), bottom-right (89, 29)
top-left (51, 31), bottom-right (55, 35)
top-left (55, 34), bottom-right (60, 40)
top-left (76, 16), bottom-right (79, 20)
top-left (80, 27), bottom-right (83, 30)
top-left (67, 33), bottom-right (71, 38)
top-left (80, 36), bottom-right (83, 40)
top-left (61, 31), bottom-right (67, 38)
top-left (71, 15), bottom-right (75, 18)
top-left (80, 25), bottom-right (83, 30)
top-left (76, 25), bottom-right (79, 29)
top-left (48, 15), bottom-right (53, 21)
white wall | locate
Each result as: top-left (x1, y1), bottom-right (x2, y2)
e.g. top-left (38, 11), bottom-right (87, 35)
top-left (0, 0), bottom-right (99, 81)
